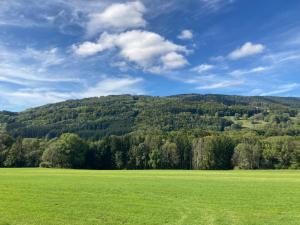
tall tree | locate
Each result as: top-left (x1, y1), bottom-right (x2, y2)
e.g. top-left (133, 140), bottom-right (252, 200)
top-left (4, 138), bottom-right (25, 167)
top-left (42, 133), bottom-right (87, 168)
top-left (192, 135), bottom-right (234, 170)
top-left (161, 141), bottom-right (180, 169)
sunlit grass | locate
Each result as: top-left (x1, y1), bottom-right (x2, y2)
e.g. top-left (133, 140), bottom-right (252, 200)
top-left (0, 169), bottom-right (300, 225)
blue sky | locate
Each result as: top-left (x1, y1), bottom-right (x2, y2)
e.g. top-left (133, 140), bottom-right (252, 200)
top-left (1, 0), bottom-right (300, 111)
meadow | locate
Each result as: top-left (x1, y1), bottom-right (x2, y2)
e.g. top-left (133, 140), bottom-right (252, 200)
top-left (0, 169), bottom-right (300, 225)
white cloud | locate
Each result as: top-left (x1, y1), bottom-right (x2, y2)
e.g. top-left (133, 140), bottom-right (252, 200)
top-left (24, 48), bottom-right (65, 71)
top-left (0, 1), bottom-right (145, 35)
top-left (0, 87), bottom-right (73, 110)
top-left (260, 83), bottom-right (299, 96)
top-left (263, 51), bottom-right (300, 64)
top-left (248, 88), bottom-right (264, 96)
top-left (80, 76), bottom-right (144, 98)
top-left (200, 0), bottom-right (235, 11)
top-left (184, 74), bottom-right (216, 84)
top-left (0, 45), bottom-right (79, 85)
top-left (0, 63), bottom-right (80, 85)
top-left (197, 80), bottom-right (244, 90)
top-left (0, 75), bottom-right (144, 111)
top-left (228, 42), bottom-right (265, 60)
top-left (287, 34), bottom-right (300, 46)
top-left (0, 46), bottom-right (64, 67)
top-left (229, 66), bottom-right (269, 76)
top-left (178, 30), bottom-right (193, 40)
top-left (249, 66), bottom-right (268, 73)
top-left (110, 61), bottom-right (130, 72)
top-left (191, 64), bottom-right (214, 73)
top-left (73, 30), bottom-right (189, 73)
top-left (0, 0), bottom-right (108, 28)
top-left (210, 56), bottom-right (225, 62)
top-left (161, 52), bottom-right (188, 70)
top-left (73, 32), bottom-right (116, 56)
top-left (0, 75), bottom-right (32, 86)
top-left (87, 1), bottom-right (146, 36)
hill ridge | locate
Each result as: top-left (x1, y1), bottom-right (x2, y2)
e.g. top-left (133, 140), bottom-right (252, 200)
top-left (1, 94), bottom-right (299, 139)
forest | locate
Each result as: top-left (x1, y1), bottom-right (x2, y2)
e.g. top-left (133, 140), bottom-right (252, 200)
top-left (1, 94), bottom-right (300, 169)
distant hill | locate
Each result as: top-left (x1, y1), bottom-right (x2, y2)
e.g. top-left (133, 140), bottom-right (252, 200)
top-left (1, 94), bottom-right (300, 139)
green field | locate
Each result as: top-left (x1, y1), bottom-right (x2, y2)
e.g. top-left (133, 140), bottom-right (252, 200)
top-left (0, 169), bottom-right (300, 225)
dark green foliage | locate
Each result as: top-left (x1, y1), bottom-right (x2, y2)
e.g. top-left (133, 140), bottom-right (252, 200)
top-left (232, 134), bottom-right (263, 169)
top-left (42, 133), bottom-right (88, 168)
top-left (192, 135), bottom-right (235, 169)
top-left (86, 139), bottom-right (113, 169)
top-left (22, 138), bottom-right (46, 167)
top-left (262, 136), bottom-right (300, 169)
top-left (148, 149), bottom-right (161, 169)
top-left (4, 138), bottom-right (25, 167)
top-left (2, 94), bottom-right (299, 140)
top-left (161, 141), bottom-right (180, 168)
top-left (0, 94), bottom-right (300, 170)
top-left (0, 133), bottom-right (14, 166)
top-left (128, 143), bottom-right (148, 169)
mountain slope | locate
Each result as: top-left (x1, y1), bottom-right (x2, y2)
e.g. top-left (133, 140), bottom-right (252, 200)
top-left (0, 94), bottom-right (299, 139)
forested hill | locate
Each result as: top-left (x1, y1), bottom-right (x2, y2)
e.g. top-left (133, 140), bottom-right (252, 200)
top-left (1, 94), bottom-right (300, 139)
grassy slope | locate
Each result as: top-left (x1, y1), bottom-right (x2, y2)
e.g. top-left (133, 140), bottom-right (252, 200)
top-left (225, 116), bottom-right (268, 129)
top-left (0, 169), bottom-right (300, 225)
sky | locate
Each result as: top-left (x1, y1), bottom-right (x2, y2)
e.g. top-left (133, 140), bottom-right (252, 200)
top-left (0, 0), bottom-right (300, 111)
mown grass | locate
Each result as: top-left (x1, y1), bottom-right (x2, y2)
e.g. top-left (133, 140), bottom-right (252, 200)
top-left (0, 169), bottom-right (300, 225)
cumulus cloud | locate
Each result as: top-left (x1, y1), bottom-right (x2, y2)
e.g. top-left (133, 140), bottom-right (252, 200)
top-left (191, 64), bottom-right (214, 73)
top-left (228, 42), bottom-right (265, 60)
top-left (87, 1), bottom-right (146, 36)
top-left (161, 52), bottom-right (188, 70)
top-left (73, 32), bottom-right (116, 56)
top-left (73, 30), bottom-right (189, 72)
top-left (178, 30), bottom-right (193, 40)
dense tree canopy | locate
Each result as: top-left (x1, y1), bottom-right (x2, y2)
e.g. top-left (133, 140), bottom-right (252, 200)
top-left (42, 133), bottom-right (87, 168)
top-left (1, 130), bottom-right (299, 170)
top-left (1, 94), bottom-right (300, 170)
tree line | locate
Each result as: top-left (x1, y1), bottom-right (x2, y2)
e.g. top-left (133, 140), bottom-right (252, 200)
top-left (1, 130), bottom-right (299, 169)
top-left (1, 94), bottom-right (300, 170)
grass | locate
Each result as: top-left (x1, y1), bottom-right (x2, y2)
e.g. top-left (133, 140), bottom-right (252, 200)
top-left (0, 169), bottom-right (300, 225)
top-left (224, 116), bottom-right (267, 130)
